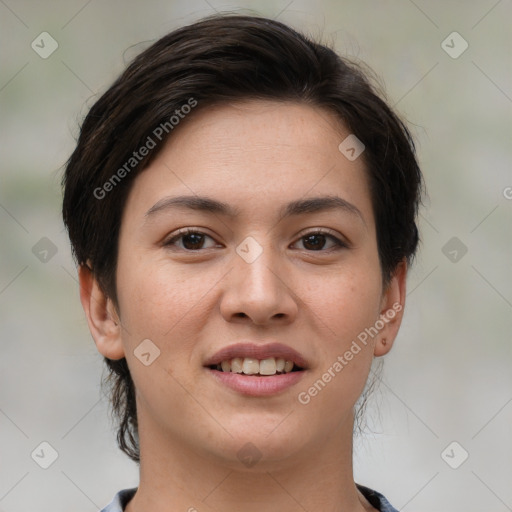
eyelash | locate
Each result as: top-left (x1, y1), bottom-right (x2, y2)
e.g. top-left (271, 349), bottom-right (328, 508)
top-left (163, 228), bottom-right (348, 252)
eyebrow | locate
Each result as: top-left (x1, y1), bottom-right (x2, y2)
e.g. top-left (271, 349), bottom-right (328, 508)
top-left (144, 194), bottom-right (365, 225)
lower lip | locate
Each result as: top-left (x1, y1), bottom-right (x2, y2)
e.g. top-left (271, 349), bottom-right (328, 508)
top-left (207, 369), bottom-right (305, 396)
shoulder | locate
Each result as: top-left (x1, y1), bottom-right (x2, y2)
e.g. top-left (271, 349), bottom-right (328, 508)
top-left (98, 488), bottom-right (137, 512)
top-left (99, 485), bottom-right (397, 512)
top-left (356, 483), bottom-right (399, 512)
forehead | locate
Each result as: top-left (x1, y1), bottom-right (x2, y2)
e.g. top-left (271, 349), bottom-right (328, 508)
top-left (167, 99), bottom-right (347, 164)
top-left (122, 99), bottom-right (373, 225)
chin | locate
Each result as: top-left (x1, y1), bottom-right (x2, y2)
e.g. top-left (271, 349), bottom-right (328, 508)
top-left (207, 417), bottom-right (312, 470)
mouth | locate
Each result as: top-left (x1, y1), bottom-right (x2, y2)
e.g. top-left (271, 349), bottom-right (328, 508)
top-left (207, 357), bottom-right (304, 376)
top-left (203, 342), bottom-right (308, 375)
top-left (203, 342), bottom-right (308, 396)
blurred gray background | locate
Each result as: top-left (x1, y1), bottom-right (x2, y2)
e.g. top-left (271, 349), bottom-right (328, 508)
top-left (1, 1), bottom-right (511, 511)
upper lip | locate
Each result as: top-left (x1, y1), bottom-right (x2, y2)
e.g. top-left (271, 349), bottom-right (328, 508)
top-left (204, 342), bottom-right (309, 369)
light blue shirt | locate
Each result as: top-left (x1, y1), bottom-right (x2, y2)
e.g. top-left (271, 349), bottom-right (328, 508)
top-left (99, 484), bottom-right (399, 511)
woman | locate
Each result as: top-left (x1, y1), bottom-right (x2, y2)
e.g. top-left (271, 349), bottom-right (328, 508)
top-left (62, 13), bottom-right (423, 512)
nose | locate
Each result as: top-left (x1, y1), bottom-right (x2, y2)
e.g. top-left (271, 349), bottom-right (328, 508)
top-left (219, 242), bottom-right (298, 326)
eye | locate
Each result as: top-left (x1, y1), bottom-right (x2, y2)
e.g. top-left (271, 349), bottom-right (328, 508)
top-left (163, 229), bottom-right (219, 251)
top-left (292, 230), bottom-right (347, 251)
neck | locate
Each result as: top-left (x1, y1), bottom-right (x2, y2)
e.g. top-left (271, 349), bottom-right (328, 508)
top-left (125, 408), bottom-right (373, 512)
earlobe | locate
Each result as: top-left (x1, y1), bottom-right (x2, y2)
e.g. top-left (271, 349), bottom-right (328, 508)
top-left (78, 264), bottom-right (125, 360)
top-left (374, 260), bottom-right (407, 357)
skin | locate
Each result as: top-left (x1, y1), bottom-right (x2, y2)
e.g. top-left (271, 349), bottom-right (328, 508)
top-left (79, 100), bottom-right (407, 512)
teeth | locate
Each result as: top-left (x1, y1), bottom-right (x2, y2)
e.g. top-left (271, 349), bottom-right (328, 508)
top-left (242, 358), bottom-right (260, 375)
top-left (216, 357), bottom-right (298, 375)
top-left (231, 357), bottom-right (243, 373)
top-left (259, 358), bottom-right (276, 375)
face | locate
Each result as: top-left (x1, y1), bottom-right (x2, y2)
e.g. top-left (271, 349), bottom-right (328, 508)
top-left (82, 100), bottom-right (405, 470)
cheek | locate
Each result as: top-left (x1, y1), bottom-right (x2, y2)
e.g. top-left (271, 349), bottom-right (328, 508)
top-left (295, 259), bottom-right (382, 409)
top-left (296, 272), bottom-right (380, 427)
top-left (303, 263), bottom-right (382, 350)
top-left (116, 254), bottom-right (217, 341)
top-left (115, 257), bottom-right (215, 425)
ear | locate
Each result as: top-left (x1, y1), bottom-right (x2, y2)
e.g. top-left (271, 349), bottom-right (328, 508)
top-left (373, 260), bottom-right (407, 357)
top-left (78, 263), bottom-right (125, 360)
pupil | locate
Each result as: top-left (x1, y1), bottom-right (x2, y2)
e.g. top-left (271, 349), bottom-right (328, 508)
top-left (183, 233), bottom-right (203, 250)
top-left (304, 234), bottom-right (325, 250)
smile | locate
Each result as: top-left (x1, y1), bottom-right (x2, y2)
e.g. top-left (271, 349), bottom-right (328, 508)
top-left (209, 357), bottom-right (302, 376)
top-left (203, 342), bottom-right (308, 396)
top-left (207, 367), bottom-right (305, 397)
